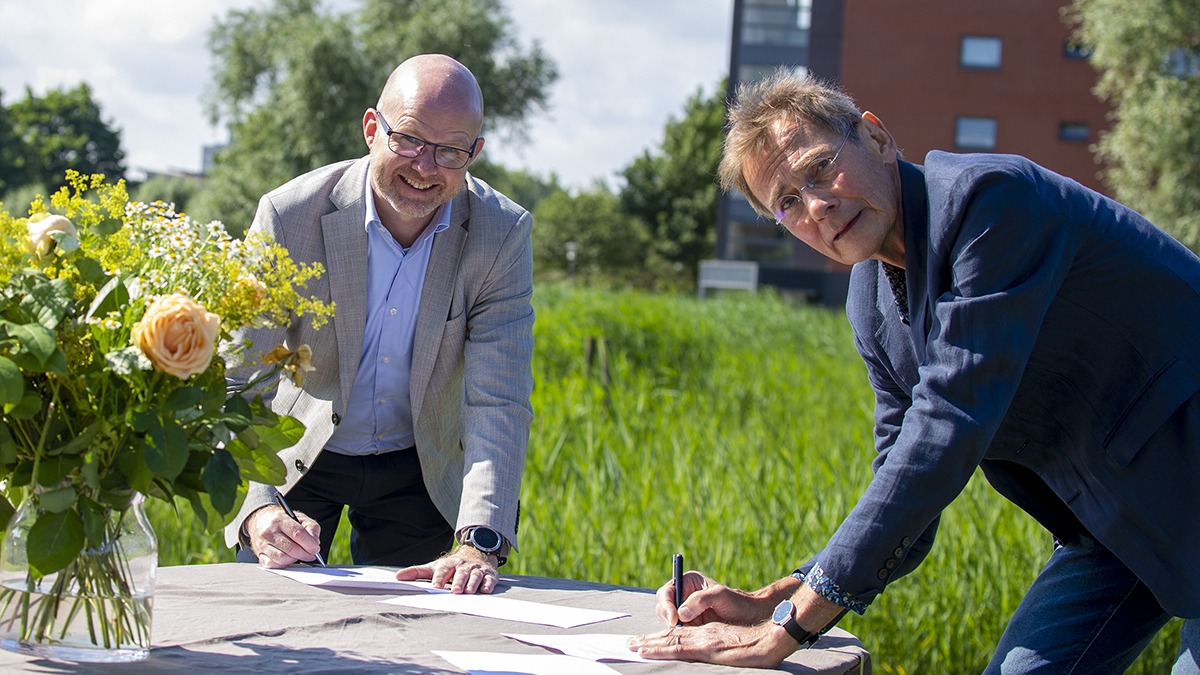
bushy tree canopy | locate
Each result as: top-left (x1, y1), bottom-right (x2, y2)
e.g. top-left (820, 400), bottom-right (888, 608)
top-left (0, 84), bottom-right (125, 195)
top-left (194, 0), bottom-right (557, 235)
top-left (1071, 0), bottom-right (1200, 251)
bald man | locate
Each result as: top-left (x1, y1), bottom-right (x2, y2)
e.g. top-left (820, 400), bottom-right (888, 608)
top-left (223, 54), bottom-right (534, 594)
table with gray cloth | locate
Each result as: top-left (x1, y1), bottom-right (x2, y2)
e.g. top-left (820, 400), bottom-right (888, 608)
top-left (0, 563), bottom-right (871, 674)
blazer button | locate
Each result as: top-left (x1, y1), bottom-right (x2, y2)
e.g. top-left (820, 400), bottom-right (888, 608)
top-left (331, 412), bottom-right (341, 426)
top-left (295, 459), bottom-right (306, 473)
top-left (877, 569), bottom-right (889, 580)
top-left (893, 547), bottom-right (904, 558)
top-left (901, 536), bottom-right (912, 548)
top-left (884, 558), bottom-right (896, 569)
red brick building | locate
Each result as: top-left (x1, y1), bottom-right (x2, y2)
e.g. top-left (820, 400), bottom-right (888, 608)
top-left (714, 0), bottom-right (1110, 304)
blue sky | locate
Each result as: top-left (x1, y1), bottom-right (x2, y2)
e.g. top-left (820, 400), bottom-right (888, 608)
top-left (0, 0), bottom-right (731, 189)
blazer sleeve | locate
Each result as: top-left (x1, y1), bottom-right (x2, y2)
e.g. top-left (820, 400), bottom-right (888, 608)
top-left (812, 166), bottom-right (1080, 611)
top-left (456, 208), bottom-right (535, 549)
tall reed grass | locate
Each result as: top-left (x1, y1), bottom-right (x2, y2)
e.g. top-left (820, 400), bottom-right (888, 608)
top-left (147, 283), bottom-right (1182, 674)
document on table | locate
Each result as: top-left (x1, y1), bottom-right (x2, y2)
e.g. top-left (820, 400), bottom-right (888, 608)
top-left (265, 566), bottom-right (449, 593)
top-left (381, 593), bottom-right (629, 628)
top-left (433, 650), bottom-right (622, 675)
top-left (503, 633), bottom-right (655, 663)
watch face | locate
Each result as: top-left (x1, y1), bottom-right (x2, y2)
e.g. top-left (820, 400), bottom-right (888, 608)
top-left (772, 600), bottom-right (794, 625)
top-left (471, 527), bottom-right (501, 551)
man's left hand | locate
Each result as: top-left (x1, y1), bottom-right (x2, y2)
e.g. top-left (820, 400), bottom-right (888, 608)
top-left (396, 545), bottom-right (499, 594)
top-left (626, 621), bottom-right (795, 669)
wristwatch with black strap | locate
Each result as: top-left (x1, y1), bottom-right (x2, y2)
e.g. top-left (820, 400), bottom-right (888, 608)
top-left (458, 525), bottom-right (508, 567)
top-left (772, 599), bottom-right (821, 648)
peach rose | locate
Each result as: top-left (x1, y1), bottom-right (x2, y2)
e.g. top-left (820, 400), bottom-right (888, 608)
top-left (132, 294), bottom-right (221, 379)
top-left (26, 214), bottom-right (78, 256)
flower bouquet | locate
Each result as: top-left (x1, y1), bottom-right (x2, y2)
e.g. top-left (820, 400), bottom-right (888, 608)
top-left (0, 172), bottom-right (332, 661)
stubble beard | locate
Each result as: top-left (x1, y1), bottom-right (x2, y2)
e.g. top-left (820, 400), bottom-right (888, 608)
top-left (371, 163), bottom-right (465, 221)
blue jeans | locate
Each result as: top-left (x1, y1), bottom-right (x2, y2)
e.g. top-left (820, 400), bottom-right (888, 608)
top-left (984, 535), bottom-right (1197, 674)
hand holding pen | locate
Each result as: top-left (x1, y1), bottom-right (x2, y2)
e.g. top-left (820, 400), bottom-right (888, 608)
top-left (273, 490), bottom-right (326, 567)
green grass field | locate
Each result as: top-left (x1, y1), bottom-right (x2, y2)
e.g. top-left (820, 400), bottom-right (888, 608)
top-left (147, 283), bottom-right (1183, 674)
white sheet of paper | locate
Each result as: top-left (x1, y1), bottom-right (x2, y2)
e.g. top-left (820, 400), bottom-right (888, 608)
top-left (380, 593), bottom-right (629, 628)
top-left (265, 566), bottom-right (449, 593)
top-left (432, 650), bottom-right (622, 675)
top-left (502, 633), bottom-right (654, 663)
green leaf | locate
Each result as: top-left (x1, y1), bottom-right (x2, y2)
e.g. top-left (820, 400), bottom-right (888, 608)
top-left (49, 421), bottom-right (101, 456)
top-left (36, 455), bottom-right (82, 487)
top-left (223, 395), bottom-right (252, 431)
top-left (0, 494), bottom-right (14, 529)
top-left (163, 386), bottom-right (207, 412)
top-left (93, 217), bottom-right (122, 237)
top-left (144, 417), bottom-right (188, 481)
top-left (252, 416), bottom-right (305, 453)
top-left (131, 409), bottom-right (157, 433)
top-left (0, 423), bottom-right (17, 464)
top-left (6, 392), bottom-right (42, 419)
top-left (38, 486), bottom-right (77, 513)
top-left (28, 509), bottom-right (85, 577)
top-left (86, 275), bottom-right (129, 323)
top-left (81, 450), bottom-right (100, 488)
top-left (73, 257), bottom-right (107, 285)
top-left (0, 356), bottom-right (23, 406)
top-left (77, 494), bottom-right (105, 549)
top-left (117, 441), bottom-right (153, 493)
top-left (227, 438), bottom-right (288, 485)
top-left (181, 483), bottom-right (247, 535)
top-left (8, 324), bottom-right (56, 367)
top-left (106, 346), bottom-right (150, 375)
top-left (19, 277), bottom-right (73, 330)
top-left (48, 230), bottom-right (79, 253)
top-left (201, 448), bottom-right (239, 516)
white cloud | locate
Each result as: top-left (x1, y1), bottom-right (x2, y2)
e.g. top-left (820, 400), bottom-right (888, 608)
top-left (0, 0), bottom-right (733, 188)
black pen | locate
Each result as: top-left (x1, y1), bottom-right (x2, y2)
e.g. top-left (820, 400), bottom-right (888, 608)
top-left (273, 490), bottom-right (326, 567)
top-left (673, 553), bottom-right (684, 626)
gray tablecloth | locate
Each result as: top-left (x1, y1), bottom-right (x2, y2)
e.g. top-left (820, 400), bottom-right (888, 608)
top-left (0, 563), bottom-right (870, 674)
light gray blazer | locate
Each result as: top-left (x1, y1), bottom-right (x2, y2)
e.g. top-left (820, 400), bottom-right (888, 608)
top-left (222, 156), bottom-right (535, 551)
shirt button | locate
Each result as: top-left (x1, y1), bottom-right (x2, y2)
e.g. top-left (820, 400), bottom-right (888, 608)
top-left (383, 357), bottom-right (390, 363)
top-left (901, 537), bottom-right (912, 548)
top-left (893, 547), bottom-right (904, 558)
top-left (379, 398), bottom-right (386, 404)
top-left (331, 412), bottom-right (341, 426)
top-left (295, 459), bottom-right (306, 473)
top-left (389, 308), bottom-right (397, 315)
top-left (877, 569), bottom-right (889, 580)
top-left (884, 558), bottom-right (896, 569)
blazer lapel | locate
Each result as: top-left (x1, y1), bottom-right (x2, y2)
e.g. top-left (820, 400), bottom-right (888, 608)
top-left (322, 158), bottom-right (371, 409)
top-left (409, 181), bottom-right (471, 424)
top-left (898, 161), bottom-right (932, 364)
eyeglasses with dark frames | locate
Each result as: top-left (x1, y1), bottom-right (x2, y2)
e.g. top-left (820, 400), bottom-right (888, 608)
top-left (772, 126), bottom-right (855, 225)
top-left (372, 109), bottom-right (479, 170)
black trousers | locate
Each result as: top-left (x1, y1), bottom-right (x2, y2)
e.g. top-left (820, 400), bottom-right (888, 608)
top-left (237, 448), bottom-right (455, 566)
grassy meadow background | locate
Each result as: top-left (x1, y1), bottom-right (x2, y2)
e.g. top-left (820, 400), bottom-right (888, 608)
top-left (147, 283), bottom-right (1183, 674)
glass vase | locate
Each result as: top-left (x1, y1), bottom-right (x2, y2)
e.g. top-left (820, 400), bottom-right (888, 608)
top-left (0, 491), bottom-right (157, 662)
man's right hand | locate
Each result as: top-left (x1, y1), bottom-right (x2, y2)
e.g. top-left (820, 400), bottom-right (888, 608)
top-left (656, 570), bottom-right (786, 628)
top-left (244, 504), bottom-right (322, 568)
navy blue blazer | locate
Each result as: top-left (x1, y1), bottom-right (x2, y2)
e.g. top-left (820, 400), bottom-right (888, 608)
top-left (829, 151), bottom-right (1200, 618)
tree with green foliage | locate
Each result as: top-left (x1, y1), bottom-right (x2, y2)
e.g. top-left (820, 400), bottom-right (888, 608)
top-left (2, 84), bottom-right (125, 193)
top-left (1070, 0), bottom-right (1200, 251)
top-left (469, 158), bottom-right (560, 212)
top-left (619, 82), bottom-right (726, 278)
top-left (195, 0), bottom-right (557, 235)
top-left (531, 185), bottom-right (656, 283)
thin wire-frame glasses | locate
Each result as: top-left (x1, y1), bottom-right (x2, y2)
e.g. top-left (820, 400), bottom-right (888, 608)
top-left (773, 126), bottom-right (855, 225)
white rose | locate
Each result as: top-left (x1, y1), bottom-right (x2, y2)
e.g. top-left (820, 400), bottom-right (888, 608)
top-left (132, 294), bottom-right (221, 380)
top-left (26, 214), bottom-right (79, 256)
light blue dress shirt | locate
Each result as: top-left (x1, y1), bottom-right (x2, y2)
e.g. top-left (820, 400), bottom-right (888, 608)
top-left (324, 174), bottom-right (450, 455)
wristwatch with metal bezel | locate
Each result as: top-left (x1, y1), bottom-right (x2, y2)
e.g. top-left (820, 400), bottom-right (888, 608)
top-left (460, 526), bottom-right (505, 564)
top-left (772, 599), bottom-right (820, 648)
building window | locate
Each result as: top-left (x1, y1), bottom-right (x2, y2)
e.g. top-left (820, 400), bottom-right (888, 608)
top-left (956, 117), bottom-right (997, 151)
top-left (961, 36), bottom-right (1002, 69)
top-left (1059, 122), bottom-right (1089, 142)
top-left (742, 0), bottom-right (812, 48)
top-left (1064, 41), bottom-right (1092, 59)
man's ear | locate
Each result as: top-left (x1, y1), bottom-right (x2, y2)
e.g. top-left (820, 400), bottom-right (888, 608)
top-left (363, 109), bottom-right (380, 148)
top-left (861, 111), bottom-right (898, 160)
top-left (464, 137), bottom-right (485, 170)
